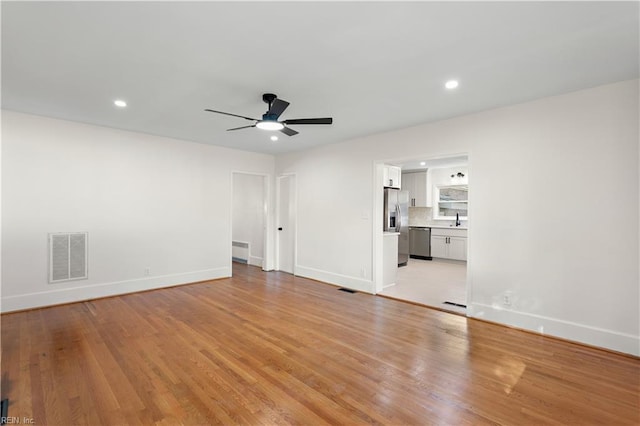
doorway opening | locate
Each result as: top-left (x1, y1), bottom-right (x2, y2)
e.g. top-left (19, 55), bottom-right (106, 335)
top-left (376, 154), bottom-right (470, 315)
top-left (231, 172), bottom-right (268, 271)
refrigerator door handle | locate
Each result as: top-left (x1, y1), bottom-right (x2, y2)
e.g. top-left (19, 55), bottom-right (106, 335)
top-left (395, 204), bottom-right (401, 232)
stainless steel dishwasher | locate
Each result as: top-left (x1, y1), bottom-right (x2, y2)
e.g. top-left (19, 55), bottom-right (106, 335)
top-left (409, 227), bottom-right (432, 260)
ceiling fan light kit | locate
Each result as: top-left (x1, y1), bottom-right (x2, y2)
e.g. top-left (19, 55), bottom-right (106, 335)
top-left (205, 93), bottom-right (332, 137)
top-left (256, 121), bottom-right (284, 131)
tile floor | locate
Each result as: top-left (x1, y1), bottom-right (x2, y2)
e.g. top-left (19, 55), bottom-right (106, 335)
top-left (379, 258), bottom-right (467, 314)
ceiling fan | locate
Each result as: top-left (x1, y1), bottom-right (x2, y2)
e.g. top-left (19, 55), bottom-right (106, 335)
top-left (205, 93), bottom-right (332, 136)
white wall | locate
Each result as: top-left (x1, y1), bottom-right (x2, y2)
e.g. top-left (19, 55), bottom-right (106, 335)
top-left (2, 81), bottom-right (637, 355)
top-left (276, 79), bottom-right (639, 355)
top-left (429, 166), bottom-right (469, 187)
top-left (279, 148), bottom-right (374, 291)
top-left (1, 111), bottom-right (274, 312)
top-left (232, 173), bottom-right (265, 267)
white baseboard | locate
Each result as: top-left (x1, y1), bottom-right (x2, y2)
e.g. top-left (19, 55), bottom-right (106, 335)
top-left (295, 265), bottom-right (375, 294)
top-left (0, 267), bottom-right (230, 313)
top-left (469, 302), bottom-right (640, 356)
top-left (248, 256), bottom-right (263, 267)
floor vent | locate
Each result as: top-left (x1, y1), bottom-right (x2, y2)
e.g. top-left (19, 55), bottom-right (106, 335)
top-left (443, 301), bottom-right (467, 308)
top-left (338, 288), bottom-right (357, 294)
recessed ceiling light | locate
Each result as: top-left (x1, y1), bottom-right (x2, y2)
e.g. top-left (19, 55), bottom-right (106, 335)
top-left (114, 99), bottom-right (127, 107)
top-left (445, 80), bottom-right (459, 89)
top-left (270, 135), bottom-right (278, 141)
top-left (420, 161), bottom-right (426, 166)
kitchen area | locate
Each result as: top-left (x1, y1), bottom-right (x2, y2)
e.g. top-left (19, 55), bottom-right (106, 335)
top-left (380, 155), bottom-right (468, 314)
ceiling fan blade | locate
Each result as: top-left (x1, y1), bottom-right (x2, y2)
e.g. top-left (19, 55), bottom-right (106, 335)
top-left (283, 118), bottom-right (333, 125)
top-left (227, 124), bottom-right (256, 131)
top-left (280, 126), bottom-right (299, 136)
top-left (205, 109), bottom-right (258, 122)
top-left (267, 98), bottom-right (290, 119)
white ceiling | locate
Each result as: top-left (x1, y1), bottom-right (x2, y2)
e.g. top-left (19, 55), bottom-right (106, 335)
top-left (2, 2), bottom-right (638, 155)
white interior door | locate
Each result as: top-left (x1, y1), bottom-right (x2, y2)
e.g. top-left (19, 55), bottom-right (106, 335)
top-left (277, 175), bottom-right (295, 274)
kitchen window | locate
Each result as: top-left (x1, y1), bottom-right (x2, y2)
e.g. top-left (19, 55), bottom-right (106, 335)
top-left (435, 185), bottom-right (468, 220)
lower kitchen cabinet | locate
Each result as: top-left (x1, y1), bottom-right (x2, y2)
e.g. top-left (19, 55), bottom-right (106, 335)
top-left (382, 232), bottom-right (399, 287)
top-left (431, 228), bottom-right (467, 261)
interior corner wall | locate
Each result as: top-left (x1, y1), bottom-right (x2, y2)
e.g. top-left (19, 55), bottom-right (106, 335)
top-left (276, 79), bottom-right (640, 355)
top-left (0, 110), bottom-right (275, 312)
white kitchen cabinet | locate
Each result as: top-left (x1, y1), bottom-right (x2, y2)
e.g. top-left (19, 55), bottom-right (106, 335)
top-left (431, 235), bottom-right (448, 258)
top-left (426, 168), bottom-right (434, 207)
top-left (447, 237), bottom-right (467, 260)
top-left (402, 171), bottom-right (427, 207)
top-left (383, 165), bottom-right (402, 189)
top-left (401, 172), bottom-right (413, 199)
top-left (431, 228), bottom-right (467, 261)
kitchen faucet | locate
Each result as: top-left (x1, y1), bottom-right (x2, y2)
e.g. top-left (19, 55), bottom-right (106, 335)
top-left (455, 213), bottom-right (461, 227)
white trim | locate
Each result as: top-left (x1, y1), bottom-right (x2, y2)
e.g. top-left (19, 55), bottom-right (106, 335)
top-left (469, 302), bottom-right (640, 356)
top-left (0, 267), bottom-right (230, 313)
top-left (372, 162), bottom-right (385, 293)
top-left (296, 265), bottom-right (375, 294)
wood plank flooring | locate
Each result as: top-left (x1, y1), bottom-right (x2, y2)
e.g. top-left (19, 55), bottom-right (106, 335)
top-left (1, 263), bottom-right (639, 425)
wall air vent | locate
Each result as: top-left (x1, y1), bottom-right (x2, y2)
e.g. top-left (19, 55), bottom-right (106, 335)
top-left (49, 232), bottom-right (88, 283)
top-left (232, 240), bottom-right (250, 264)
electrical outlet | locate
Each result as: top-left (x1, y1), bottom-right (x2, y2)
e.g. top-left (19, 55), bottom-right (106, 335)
top-left (503, 293), bottom-right (511, 306)
top-left (144, 267), bottom-right (151, 276)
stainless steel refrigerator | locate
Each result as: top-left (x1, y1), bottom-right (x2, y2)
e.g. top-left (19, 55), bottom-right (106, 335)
top-left (383, 188), bottom-right (409, 266)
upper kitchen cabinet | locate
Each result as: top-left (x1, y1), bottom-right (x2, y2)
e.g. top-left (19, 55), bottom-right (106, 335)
top-left (401, 171), bottom-right (428, 207)
top-left (383, 165), bottom-right (402, 189)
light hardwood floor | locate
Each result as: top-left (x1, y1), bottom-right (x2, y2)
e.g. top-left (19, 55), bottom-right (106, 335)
top-left (1, 263), bottom-right (638, 425)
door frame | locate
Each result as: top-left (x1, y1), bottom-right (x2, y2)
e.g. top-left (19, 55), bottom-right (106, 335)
top-left (275, 173), bottom-right (297, 274)
top-left (373, 162), bottom-right (385, 293)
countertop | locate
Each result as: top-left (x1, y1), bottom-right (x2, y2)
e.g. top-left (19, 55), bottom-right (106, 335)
top-left (383, 231), bottom-right (401, 236)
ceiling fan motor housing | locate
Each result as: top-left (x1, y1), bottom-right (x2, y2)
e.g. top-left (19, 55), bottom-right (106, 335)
top-left (262, 93), bottom-right (280, 121)
top-left (262, 93), bottom-right (278, 104)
